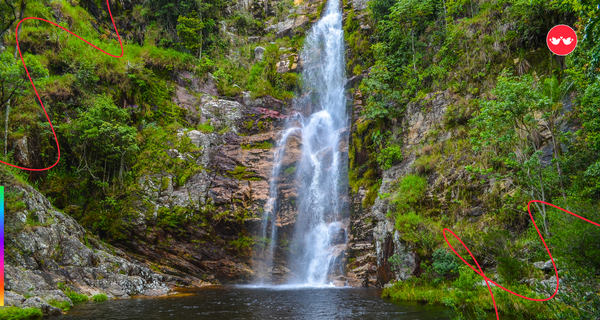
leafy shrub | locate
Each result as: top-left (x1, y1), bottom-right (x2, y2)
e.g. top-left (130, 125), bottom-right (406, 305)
top-left (198, 121), bottom-right (215, 133)
top-left (496, 256), bottom-right (527, 285)
top-left (231, 12), bottom-right (263, 35)
top-left (369, 0), bottom-right (397, 21)
top-left (547, 199), bottom-right (600, 270)
top-left (432, 248), bottom-right (460, 277)
top-left (377, 144), bottom-right (402, 170)
top-left (453, 265), bottom-right (480, 291)
top-left (395, 211), bottom-right (424, 234)
top-left (177, 11), bottom-right (203, 57)
top-left (0, 307), bottom-right (43, 320)
top-left (392, 174), bottom-right (427, 213)
top-left (92, 294), bottom-right (108, 302)
top-left (388, 253), bottom-right (404, 269)
top-left (157, 206), bottom-right (189, 229)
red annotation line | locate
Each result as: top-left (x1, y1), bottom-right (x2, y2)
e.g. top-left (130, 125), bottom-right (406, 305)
top-left (443, 200), bottom-right (600, 319)
top-left (3, 0), bottom-right (123, 171)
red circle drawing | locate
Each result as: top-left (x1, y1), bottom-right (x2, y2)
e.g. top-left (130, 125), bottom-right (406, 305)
top-left (547, 25), bottom-right (577, 56)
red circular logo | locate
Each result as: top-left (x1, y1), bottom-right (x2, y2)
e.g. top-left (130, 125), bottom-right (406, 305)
top-left (547, 25), bottom-right (577, 56)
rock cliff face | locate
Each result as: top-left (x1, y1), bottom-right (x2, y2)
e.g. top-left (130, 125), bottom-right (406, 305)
top-left (2, 175), bottom-right (174, 315)
top-left (120, 72), bottom-right (304, 284)
top-left (371, 92), bottom-right (454, 284)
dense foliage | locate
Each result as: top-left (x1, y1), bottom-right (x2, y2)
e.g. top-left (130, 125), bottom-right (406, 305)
top-left (0, 0), bottom-right (302, 243)
top-left (347, 0), bottom-right (600, 318)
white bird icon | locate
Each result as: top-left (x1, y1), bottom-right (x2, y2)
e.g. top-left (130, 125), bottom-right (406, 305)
top-left (562, 37), bottom-right (574, 45)
top-left (549, 37), bottom-right (562, 45)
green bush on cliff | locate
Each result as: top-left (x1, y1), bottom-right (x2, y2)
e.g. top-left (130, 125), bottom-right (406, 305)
top-left (0, 307), bottom-right (43, 320)
top-left (432, 249), bottom-right (460, 277)
top-left (376, 144), bottom-right (402, 170)
top-left (391, 175), bottom-right (427, 214)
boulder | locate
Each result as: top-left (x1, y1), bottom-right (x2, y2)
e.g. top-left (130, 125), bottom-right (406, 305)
top-left (264, 16), bottom-right (309, 39)
top-left (22, 297), bottom-right (62, 315)
top-left (254, 46), bottom-right (266, 61)
top-left (5, 291), bottom-right (26, 307)
top-left (276, 54), bottom-right (299, 73)
top-left (533, 260), bottom-right (557, 272)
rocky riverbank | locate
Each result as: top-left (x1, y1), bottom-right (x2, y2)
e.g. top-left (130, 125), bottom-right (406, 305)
top-left (3, 173), bottom-right (176, 315)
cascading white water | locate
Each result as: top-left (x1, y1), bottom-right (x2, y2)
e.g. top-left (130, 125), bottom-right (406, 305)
top-left (256, 0), bottom-right (348, 286)
top-left (288, 0), bottom-right (347, 285)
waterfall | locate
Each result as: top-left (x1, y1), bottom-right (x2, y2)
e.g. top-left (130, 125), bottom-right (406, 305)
top-left (256, 0), bottom-right (348, 286)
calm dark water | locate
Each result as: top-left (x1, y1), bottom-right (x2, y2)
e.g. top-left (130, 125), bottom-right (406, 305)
top-left (57, 286), bottom-right (457, 320)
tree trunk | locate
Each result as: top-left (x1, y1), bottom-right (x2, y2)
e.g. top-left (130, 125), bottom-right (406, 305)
top-left (546, 121), bottom-right (567, 202)
top-left (264, 0), bottom-right (268, 18)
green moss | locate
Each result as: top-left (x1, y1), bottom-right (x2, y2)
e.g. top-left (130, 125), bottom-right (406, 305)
top-left (241, 141), bottom-right (273, 149)
top-left (228, 166), bottom-right (261, 181)
top-left (284, 166), bottom-right (296, 175)
top-left (5, 190), bottom-right (26, 213)
top-left (356, 120), bottom-right (372, 135)
top-left (362, 180), bottom-right (382, 208)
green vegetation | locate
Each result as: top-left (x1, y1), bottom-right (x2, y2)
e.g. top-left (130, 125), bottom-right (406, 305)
top-left (66, 292), bottom-right (89, 303)
top-left (92, 294), bottom-right (108, 302)
top-left (431, 249), bottom-right (460, 277)
top-left (0, 0), bottom-right (304, 244)
top-left (230, 234), bottom-right (254, 253)
top-left (227, 166), bottom-right (261, 181)
top-left (345, 0), bottom-right (600, 318)
top-left (57, 282), bottom-right (89, 303)
top-left (198, 121), bottom-right (215, 133)
top-left (284, 166), bottom-right (296, 175)
top-left (0, 307), bottom-right (43, 320)
top-left (48, 300), bottom-right (71, 311)
top-left (241, 141), bottom-right (274, 149)
top-left (376, 144), bottom-right (402, 170)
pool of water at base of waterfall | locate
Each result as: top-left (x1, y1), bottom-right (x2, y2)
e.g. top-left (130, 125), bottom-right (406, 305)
top-left (57, 286), bottom-right (464, 320)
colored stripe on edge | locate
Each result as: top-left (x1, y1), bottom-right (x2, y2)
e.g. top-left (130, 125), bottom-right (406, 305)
top-left (1, 186), bottom-right (4, 306)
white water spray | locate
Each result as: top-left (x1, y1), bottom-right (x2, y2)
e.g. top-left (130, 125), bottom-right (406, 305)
top-left (256, 0), bottom-right (348, 286)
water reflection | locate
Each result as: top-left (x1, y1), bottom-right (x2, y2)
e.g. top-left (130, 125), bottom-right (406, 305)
top-left (58, 287), bottom-right (457, 320)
